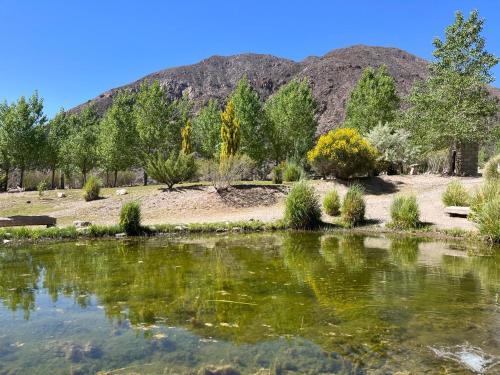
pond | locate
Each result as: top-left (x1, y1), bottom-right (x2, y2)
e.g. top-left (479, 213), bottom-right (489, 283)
top-left (0, 233), bottom-right (499, 374)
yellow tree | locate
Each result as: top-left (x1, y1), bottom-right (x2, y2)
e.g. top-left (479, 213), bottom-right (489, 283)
top-left (181, 119), bottom-right (193, 154)
top-left (220, 100), bottom-right (240, 158)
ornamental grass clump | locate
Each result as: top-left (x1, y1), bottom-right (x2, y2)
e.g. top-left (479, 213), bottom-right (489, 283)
top-left (271, 163), bottom-right (285, 184)
top-left (442, 180), bottom-right (470, 206)
top-left (83, 176), bottom-right (101, 202)
top-left (484, 154), bottom-right (500, 181)
top-left (283, 162), bottom-right (303, 182)
top-left (119, 201), bottom-right (142, 236)
top-left (323, 189), bottom-right (341, 216)
top-left (340, 184), bottom-right (365, 227)
top-left (389, 195), bottom-right (420, 230)
top-left (284, 181), bottom-right (321, 229)
top-left (475, 197), bottom-right (500, 243)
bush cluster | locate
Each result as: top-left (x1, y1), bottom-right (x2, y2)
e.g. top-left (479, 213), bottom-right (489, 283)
top-left (307, 128), bottom-right (377, 179)
top-left (323, 189), bottom-right (340, 216)
top-left (390, 195), bottom-right (420, 229)
top-left (469, 182), bottom-right (500, 242)
top-left (271, 163), bottom-right (285, 184)
top-left (442, 180), bottom-right (470, 206)
top-left (284, 181), bottom-right (321, 229)
top-left (83, 176), bottom-right (101, 201)
top-left (341, 184), bottom-right (365, 227)
top-left (484, 154), bottom-right (500, 181)
top-left (283, 162), bottom-right (303, 182)
top-left (147, 152), bottom-right (197, 190)
top-left (200, 154), bottom-right (255, 192)
top-left (119, 201), bottom-right (142, 235)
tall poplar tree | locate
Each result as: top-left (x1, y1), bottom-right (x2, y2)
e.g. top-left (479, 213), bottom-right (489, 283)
top-left (45, 109), bottom-right (69, 188)
top-left (220, 100), bottom-right (240, 159)
top-left (193, 99), bottom-right (222, 159)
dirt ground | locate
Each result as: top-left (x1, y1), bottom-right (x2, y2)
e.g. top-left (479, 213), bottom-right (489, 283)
top-left (0, 175), bottom-right (484, 231)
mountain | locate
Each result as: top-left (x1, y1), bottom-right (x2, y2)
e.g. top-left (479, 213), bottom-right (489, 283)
top-left (70, 45), bottom-right (498, 135)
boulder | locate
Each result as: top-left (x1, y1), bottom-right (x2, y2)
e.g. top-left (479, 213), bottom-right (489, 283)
top-left (57, 192), bottom-right (66, 198)
top-left (116, 188), bottom-right (128, 196)
top-left (115, 233), bottom-right (127, 238)
top-left (73, 220), bottom-right (92, 228)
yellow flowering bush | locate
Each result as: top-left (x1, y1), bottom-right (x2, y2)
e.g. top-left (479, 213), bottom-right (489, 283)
top-left (307, 128), bottom-right (377, 179)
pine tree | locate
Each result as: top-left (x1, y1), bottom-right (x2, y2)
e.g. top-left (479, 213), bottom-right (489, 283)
top-left (220, 100), bottom-right (240, 159)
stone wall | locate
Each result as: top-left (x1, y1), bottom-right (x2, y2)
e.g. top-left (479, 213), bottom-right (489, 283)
top-left (454, 142), bottom-right (479, 176)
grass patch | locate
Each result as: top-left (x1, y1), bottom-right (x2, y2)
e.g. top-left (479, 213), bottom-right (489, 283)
top-left (388, 195), bottom-right (420, 230)
top-left (442, 180), bottom-right (470, 206)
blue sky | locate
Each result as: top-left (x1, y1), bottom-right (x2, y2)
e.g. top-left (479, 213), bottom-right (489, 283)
top-left (1, 0), bottom-right (499, 117)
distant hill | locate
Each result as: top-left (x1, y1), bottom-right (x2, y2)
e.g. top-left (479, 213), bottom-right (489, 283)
top-left (70, 44), bottom-right (499, 135)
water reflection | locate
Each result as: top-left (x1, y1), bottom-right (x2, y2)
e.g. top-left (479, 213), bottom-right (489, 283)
top-left (0, 233), bottom-right (499, 373)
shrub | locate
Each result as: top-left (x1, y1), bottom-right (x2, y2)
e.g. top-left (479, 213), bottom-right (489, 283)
top-left (341, 184), bottom-right (365, 227)
top-left (469, 182), bottom-right (500, 223)
top-left (323, 189), bottom-right (340, 216)
top-left (201, 154), bottom-right (255, 192)
top-left (421, 149), bottom-right (449, 174)
top-left (283, 162), bottom-right (303, 182)
top-left (271, 163), bottom-right (285, 184)
top-left (147, 152), bottom-right (197, 190)
top-left (442, 180), bottom-right (470, 206)
top-left (119, 201), bottom-right (142, 235)
top-left (484, 154), bottom-right (500, 181)
top-left (83, 176), bottom-right (101, 201)
top-left (37, 181), bottom-right (48, 197)
top-left (389, 195), bottom-right (420, 229)
top-left (475, 196), bottom-right (500, 243)
top-left (284, 181), bottom-right (321, 229)
top-left (307, 128), bottom-right (377, 179)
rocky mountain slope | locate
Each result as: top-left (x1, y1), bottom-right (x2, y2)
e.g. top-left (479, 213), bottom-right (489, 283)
top-left (71, 44), bottom-right (498, 134)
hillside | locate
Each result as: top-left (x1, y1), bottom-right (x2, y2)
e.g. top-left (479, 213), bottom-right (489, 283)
top-left (70, 45), bottom-right (498, 134)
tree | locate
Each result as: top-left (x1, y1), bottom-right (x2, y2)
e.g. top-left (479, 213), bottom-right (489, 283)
top-left (193, 99), bottom-right (222, 159)
top-left (63, 105), bottom-right (100, 184)
top-left (402, 10), bottom-right (498, 176)
top-left (0, 102), bottom-right (12, 191)
top-left (99, 91), bottom-right (138, 186)
top-left (134, 81), bottom-right (175, 185)
top-left (146, 152), bottom-right (197, 190)
top-left (44, 109), bottom-right (69, 188)
top-left (264, 79), bottom-right (317, 163)
top-left (230, 76), bottom-right (267, 163)
top-left (181, 119), bottom-right (193, 155)
top-left (1, 92), bottom-right (47, 187)
top-left (220, 99), bottom-right (240, 158)
top-left (344, 65), bottom-right (400, 134)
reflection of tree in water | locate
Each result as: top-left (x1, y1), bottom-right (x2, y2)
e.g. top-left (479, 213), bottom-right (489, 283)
top-left (388, 236), bottom-right (419, 271)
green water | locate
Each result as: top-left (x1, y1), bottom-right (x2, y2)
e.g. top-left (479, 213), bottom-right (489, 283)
top-left (0, 233), bottom-right (499, 374)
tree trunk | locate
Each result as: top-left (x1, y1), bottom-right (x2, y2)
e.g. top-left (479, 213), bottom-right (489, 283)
top-left (51, 168), bottom-right (56, 190)
top-left (83, 170), bottom-right (87, 185)
top-left (2, 168), bottom-right (9, 191)
top-left (106, 170), bottom-right (110, 187)
top-left (143, 170), bottom-right (148, 186)
top-left (455, 142), bottom-right (479, 176)
top-left (60, 172), bottom-right (65, 189)
top-left (19, 168), bottom-right (24, 188)
top-left (114, 170), bottom-right (118, 187)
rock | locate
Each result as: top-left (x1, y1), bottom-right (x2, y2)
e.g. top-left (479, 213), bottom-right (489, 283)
top-left (73, 220), bottom-right (92, 228)
top-left (57, 192), bottom-right (66, 198)
top-left (116, 188), bottom-right (128, 196)
top-left (174, 225), bottom-right (187, 231)
top-left (232, 227), bottom-right (242, 232)
top-left (115, 233), bottom-right (127, 238)
top-left (64, 344), bottom-right (84, 363)
top-left (83, 342), bottom-right (102, 359)
top-left (198, 365), bottom-right (240, 375)
top-left (3, 239), bottom-right (11, 244)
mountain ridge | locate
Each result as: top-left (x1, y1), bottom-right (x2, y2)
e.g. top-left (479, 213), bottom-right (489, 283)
top-left (70, 45), bottom-right (499, 134)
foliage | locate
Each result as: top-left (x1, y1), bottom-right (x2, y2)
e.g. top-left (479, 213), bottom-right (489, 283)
top-left (389, 195), bottom-right (420, 229)
top-left (483, 154), bottom-right (500, 181)
top-left (323, 189), bottom-right (340, 216)
top-left (344, 65), bottom-right (400, 134)
top-left (220, 99), bottom-right (240, 158)
top-left (307, 128), bottom-right (377, 179)
top-left (201, 154), bottom-right (255, 192)
top-left (475, 196), bottom-right (500, 243)
top-left (63, 105), bottom-right (100, 184)
top-left (401, 10), bottom-right (498, 155)
top-left (420, 149), bottom-right (449, 174)
top-left (44, 109), bottom-right (69, 188)
top-left (264, 79), bottom-right (317, 163)
top-left (341, 184), bottom-right (365, 227)
top-left (366, 122), bottom-right (419, 173)
top-left (284, 180), bottom-right (321, 229)
top-left (193, 99), bottom-right (222, 159)
top-left (283, 162), bottom-right (304, 182)
top-left (469, 182), bottom-right (500, 223)
top-left (83, 176), bottom-right (102, 202)
top-left (99, 91), bottom-right (138, 185)
top-left (37, 181), bottom-right (48, 197)
top-left (442, 180), bottom-right (471, 206)
top-left (119, 201), bottom-right (142, 236)
top-left (271, 163), bottom-right (285, 184)
top-left (181, 119), bottom-right (193, 154)
top-left (230, 76), bottom-right (267, 164)
top-left (146, 152), bottom-right (197, 190)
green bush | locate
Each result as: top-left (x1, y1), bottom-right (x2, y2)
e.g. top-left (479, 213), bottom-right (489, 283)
top-left (442, 180), bottom-right (470, 206)
top-left (283, 162), bottom-right (303, 182)
top-left (323, 189), bottom-right (340, 216)
top-left (83, 176), bottom-right (101, 201)
top-left (484, 154), bottom-right (500, 181)
top-left (200, 154), bottom-right (255, 192)
top-left (284, 181), bottom-right (321, 229)
top-left (341, 184), bottom-right (365, 227)
top-left (147, 152), bottom-right (197, 190)
top-left (475, 196), bottom-right (500, 243)
top-left (37, 181), bottom-right (48, 197)
top-left (271, 163), bottom-right (285, 184)
top-left (389, 195), bottom-right (420, 230)
top-left (469, 182), bottom-right (500, 223)
top-left (119, 201), bottom-right (142, 235)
